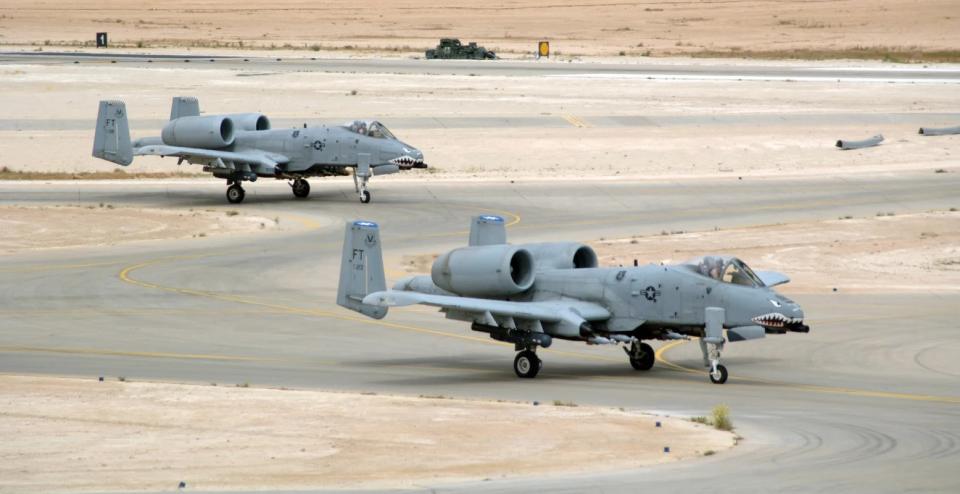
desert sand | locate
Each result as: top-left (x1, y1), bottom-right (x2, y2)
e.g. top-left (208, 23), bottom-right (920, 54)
top-left (0, 204), bottom-right (283, 255)
top-left (0, 1), bottom-right (957, 58)
top-left (0, 375), bottom-right (733, 492)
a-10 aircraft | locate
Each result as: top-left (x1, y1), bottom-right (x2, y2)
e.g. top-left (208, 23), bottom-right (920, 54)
top-left (92, 97), bottom-right (426, 204)
top-left (337, 216), bottom-right (809, 384)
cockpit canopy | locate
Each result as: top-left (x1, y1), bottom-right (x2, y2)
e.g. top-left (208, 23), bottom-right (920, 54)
top-left (343, 120), bottom-right (396, 139)
top-left (682, 256), bottom-right (765, 287)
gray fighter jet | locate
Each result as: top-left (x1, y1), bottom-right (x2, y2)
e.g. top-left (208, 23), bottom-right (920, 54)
top-left (337, 216), bottom-right (809, 384)
top-left (92, 97), bottom-right (425, 204)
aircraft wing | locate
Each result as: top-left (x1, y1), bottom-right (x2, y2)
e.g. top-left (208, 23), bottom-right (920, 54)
top-left (362, 290), bottom-right (610, 323)
top-left (135, 144), bottom-right (289, 169)
top-left (755, 270), bottom-right (790, 287)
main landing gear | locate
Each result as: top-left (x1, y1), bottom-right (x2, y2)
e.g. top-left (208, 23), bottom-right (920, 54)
top-left (291, 178), bottom-right (311, 199)
top-left (625, 340), bottom-right (655, 371)
top-left (226, 183), bottom-right (245, 204)
top-left (514, 349), bottom-right (542, 378)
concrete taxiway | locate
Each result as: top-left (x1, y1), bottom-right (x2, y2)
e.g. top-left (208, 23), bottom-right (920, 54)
top-left (4, 51), bottom-right (960, 83)
top-left (1, 173), bottom-right (959, 492)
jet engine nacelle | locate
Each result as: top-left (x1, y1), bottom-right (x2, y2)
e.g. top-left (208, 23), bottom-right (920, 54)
top-left (431, 245), bottom-right (535, 297)
top-left (521, 242), bottom-right (598, 271)
top-left (161, 116), bottom-right (235, 149)
top-left (222, 113), bottom-right (271, 131)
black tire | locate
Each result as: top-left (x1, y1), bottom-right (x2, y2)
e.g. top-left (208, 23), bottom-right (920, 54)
top-left (292, 179), bottom-right (310, 199)
top-left (226, 184), bottom-right (245, 204)
top-left (629, 342), bottom-right (655, 371)
top-left (709, 364), bottom-right (728, 384)
top-left (514, 350), bottom-right (541, 378)
top-left (360, 190), bottom-right (371, 204)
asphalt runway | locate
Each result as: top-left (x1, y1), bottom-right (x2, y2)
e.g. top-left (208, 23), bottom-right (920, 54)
top-left (1, 172), bottom-right (959, 493)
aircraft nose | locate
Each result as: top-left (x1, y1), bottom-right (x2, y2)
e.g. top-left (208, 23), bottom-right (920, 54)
top-left (791, 302), bottom-right (804, 320)
top-left (408, 146), bottom-right (426, 168)
top-left (788, 303), bottom-right (809, 333)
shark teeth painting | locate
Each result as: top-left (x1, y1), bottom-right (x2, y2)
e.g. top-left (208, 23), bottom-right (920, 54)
top-left (752, 312), bottom-right (803, 328)
top-left (389, 155), bottom-right (425, 168)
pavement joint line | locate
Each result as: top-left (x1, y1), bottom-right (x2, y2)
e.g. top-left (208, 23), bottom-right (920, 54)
top-left (0, 307), bottom-right (292, 316)
top-left (506, 187), bottom-right (959, 234)
top-left (655, 340), bottom-right (960, 405)
top-left (0, 345), bottom-right (272, 362)
top-left (0, 259), bottom-right (128, 274)
top-left (413, 205), bottom-right (521, 240)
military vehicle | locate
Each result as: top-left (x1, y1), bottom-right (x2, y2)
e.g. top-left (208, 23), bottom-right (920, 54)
top-left (337, 216), bottom-right (809, 384)
top-left (92, 97), bottom-right (426, 204)
top-left (425, 38), bottom-right (497, 60)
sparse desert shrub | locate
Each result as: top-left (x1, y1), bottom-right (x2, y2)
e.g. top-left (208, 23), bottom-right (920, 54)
top-left (712, 404), bottom-right (732, 431)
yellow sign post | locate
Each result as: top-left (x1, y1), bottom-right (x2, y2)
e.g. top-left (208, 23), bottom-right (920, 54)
top-left (537, 41), bottom-right (550, 59)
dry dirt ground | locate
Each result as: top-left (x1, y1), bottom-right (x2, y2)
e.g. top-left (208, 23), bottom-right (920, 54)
top-left (0, 205), bottom-right (283, 255)
top-left (0, 375), bottom-right (733, 493)
top-left (400, 211), bottom-right (960, 294)
top-left (0, 1), bottom-right (957, 58)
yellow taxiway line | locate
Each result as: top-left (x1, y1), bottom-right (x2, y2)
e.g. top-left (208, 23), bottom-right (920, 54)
top-left (562, 114), bottom-right (589, 128)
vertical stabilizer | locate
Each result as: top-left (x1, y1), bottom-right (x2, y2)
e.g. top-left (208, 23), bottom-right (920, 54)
top-left (468, 215), bottom-right (507, 246)
top-left (337, 220), bottom-right (388, 319)
top-left (92, 100), bottom-right (133, 166)
top-left (170, 96), bottom-right (200, 120)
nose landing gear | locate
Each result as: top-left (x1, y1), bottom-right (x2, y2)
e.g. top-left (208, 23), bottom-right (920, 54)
top-left (709, 363), bottom-right (729, 384)
top-left (702, 307), bottom-right (729, 384)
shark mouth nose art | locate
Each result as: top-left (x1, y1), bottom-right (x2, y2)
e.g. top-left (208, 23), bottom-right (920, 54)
top-left (389, 155), bottom-right (424, 168)
top-left (752, 312), bottom-right (804, 328)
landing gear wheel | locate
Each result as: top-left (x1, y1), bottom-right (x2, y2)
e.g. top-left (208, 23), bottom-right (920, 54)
top-left (629, 342), bottom-right (655, 371)
top-left (360, 190), bottom-right (371, 204)
top-left (226, 184), bottom-right (245, 204)
top-left (292, 179), bottom-right (310, 199)
top-left (514, 350), bottom-right (541, 379)
top-left (709, 364), bottom-right (728, 384)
